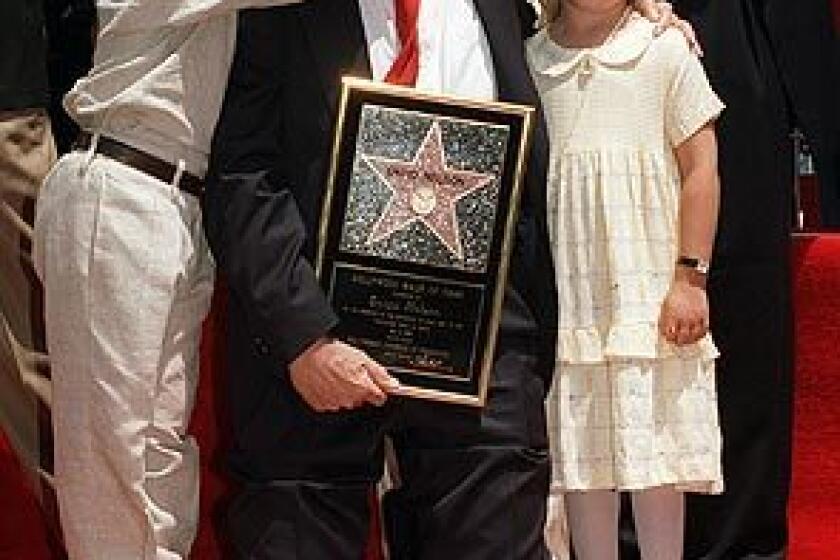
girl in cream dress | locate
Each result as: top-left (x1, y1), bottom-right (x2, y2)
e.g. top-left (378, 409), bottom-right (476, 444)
top-left (528, 1), bottom-right (725, 558)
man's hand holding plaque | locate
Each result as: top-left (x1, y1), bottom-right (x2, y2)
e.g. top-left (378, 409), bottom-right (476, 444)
top-left (290, 338), bottom-right (400, 412)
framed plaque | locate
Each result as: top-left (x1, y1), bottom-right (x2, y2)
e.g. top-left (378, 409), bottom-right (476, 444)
top-left (315, 77), bottom-right (535, 406)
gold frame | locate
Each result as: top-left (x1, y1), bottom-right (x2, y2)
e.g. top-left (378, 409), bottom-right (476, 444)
top-left (316, 77), bottom-right (535, 407)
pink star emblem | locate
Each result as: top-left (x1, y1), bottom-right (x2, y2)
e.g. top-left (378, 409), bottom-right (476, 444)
top-left (362, 121), bottom-right (495, 260)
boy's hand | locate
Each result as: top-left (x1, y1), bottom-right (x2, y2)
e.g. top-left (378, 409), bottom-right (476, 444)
top-left (659, 278), bottom-right (709, 346)
top-left (634, 0), bottom-right (703, 56)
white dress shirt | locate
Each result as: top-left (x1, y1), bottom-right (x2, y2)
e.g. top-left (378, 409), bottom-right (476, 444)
top-left (357, 0), bottom-right (498, 101)
top-left (64, 0), bottom-right (300, 178)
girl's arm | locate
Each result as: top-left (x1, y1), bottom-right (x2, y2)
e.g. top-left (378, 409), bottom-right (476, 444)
top-left (675, 124), bottom-right (720, 268)
top-left (659, 124), bottom-right (720, 345)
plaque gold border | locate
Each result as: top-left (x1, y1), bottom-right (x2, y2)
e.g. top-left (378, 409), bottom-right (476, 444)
top-left (316, 77), bottom-right (535, 407)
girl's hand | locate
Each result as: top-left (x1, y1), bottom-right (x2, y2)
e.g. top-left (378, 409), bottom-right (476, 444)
top-left (633, 0), bottom-right (703, 56)
top-left (658, 278), bottom-right (709, 346)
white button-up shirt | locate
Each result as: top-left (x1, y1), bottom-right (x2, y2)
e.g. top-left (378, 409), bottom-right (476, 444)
top-left (64, 1), bottom-right (300, 178)
top-left (357, 0), bottom-right (498, 100)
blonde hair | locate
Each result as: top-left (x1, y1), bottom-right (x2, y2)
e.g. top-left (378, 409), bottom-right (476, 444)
top-left (538, 0), bottom-right (561, 25)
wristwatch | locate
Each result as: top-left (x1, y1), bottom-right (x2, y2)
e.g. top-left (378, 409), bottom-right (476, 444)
top-left (676, 256), bottom-right (710, 275)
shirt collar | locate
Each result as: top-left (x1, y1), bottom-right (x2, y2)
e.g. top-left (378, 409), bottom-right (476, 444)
top-left (528, 13), bottom-right (655, 79)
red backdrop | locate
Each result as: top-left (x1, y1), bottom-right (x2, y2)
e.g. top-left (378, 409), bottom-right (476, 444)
top-left (835, 0), bottom-right (840, 30)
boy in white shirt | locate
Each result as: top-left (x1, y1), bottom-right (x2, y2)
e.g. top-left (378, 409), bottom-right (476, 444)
top-left (33, 2), bottom-right (300, 558)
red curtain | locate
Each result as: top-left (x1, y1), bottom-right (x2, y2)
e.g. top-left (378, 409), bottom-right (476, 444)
top-left (834, 0), bottom-right (840, 30)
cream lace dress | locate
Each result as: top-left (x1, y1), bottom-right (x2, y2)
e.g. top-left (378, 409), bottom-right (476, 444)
top-left (527, 14), bottom-right (725, 493)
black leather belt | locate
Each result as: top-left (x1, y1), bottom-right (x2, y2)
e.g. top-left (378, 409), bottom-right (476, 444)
top-left (74, 132), bottom-right (204, 199)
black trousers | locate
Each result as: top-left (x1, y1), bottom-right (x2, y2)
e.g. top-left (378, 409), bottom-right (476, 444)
top-left (225, 347), bottom-right (551, 560)
top-left (683, 264), bottom-right (793, 560)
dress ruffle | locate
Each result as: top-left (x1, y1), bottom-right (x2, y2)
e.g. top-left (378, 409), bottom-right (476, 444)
top-left (558, 323), bottom-right (719, 364)
top-left (558, 327), bottom-right (604, 363)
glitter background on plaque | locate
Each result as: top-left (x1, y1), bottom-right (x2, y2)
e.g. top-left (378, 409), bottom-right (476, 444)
top-left (340, 104), bottom-right (510, 273)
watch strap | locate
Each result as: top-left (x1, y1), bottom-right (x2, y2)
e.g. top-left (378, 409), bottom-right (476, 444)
top-left (676, 256), bottom-right (710, 274)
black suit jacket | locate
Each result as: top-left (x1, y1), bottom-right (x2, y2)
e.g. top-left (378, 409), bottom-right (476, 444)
top-left (205, 0), bottom-right (556, 478)
top-left (0, 0), bottom-right (48, 110)
top-left (666, 1), bottom-right (834, 559)
top-left (762, 0), bottom-right (840, 226)
top-left (672, 0), bottom-right (839, 237)
top-left (44, 0), bottom-right (96, 153)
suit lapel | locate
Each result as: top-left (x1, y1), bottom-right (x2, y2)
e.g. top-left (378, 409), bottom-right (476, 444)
top-left (473, 0), bottom-right (548, 210)
top-left (472, 0), bottom-right (505, 49)
top-left (300, 0), bottom-right (372, 115)
top-left (472, 0), bottom-right (530, 102)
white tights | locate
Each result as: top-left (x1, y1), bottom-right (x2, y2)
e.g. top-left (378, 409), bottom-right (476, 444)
top-left (564, 487), bottom-right (685, 560)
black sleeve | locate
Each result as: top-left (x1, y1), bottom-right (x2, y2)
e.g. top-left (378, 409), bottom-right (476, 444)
top-left (0, 0), bottom-right (48, 110)
top-left (204, 10), bottom-right (338, 368)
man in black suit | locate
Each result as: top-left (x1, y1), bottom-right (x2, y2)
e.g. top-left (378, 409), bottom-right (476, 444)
top-left (665, 1), bottom-right (839, 559)
top-left (205, 1), bottom-right (678, 557)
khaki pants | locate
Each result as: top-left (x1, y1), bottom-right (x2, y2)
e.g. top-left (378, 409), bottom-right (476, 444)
top-left (0, 108), bottom-right (55, 482)
top-left (34, 147), bottom-right (214, 560)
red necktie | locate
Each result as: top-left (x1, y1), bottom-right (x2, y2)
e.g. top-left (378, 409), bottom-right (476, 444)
top-left (385, 0), bottom-right (421, 86)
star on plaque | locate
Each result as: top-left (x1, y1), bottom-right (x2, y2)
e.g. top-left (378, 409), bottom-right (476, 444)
top-left (362, 121), bottom-right (496, 260)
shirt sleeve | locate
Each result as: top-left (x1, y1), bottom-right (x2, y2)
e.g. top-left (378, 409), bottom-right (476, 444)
top-left (664, 41), bottom-right (725, 147)
top-left (104, 0), bottom-right (302, 31)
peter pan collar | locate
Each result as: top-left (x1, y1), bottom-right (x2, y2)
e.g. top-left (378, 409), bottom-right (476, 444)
top-left (528, 13), bottom-right (655, 79)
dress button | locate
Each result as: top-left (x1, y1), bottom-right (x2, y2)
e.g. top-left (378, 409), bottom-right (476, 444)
top-left (580, 55), bottom-right (595, 78)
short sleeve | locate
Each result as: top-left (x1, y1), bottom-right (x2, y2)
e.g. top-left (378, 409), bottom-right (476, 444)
top-left (665, 47), bottom-right (725, 147)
